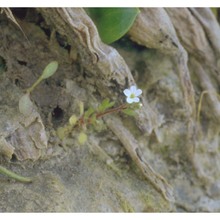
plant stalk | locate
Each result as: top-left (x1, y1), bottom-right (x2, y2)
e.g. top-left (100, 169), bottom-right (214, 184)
top-left (0, 165), bottom-right (32, 183)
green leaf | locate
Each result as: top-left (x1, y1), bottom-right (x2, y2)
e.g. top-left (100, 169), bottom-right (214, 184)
top-left (97, 98), bottom-right (115, 112)
top-left (84, 107), bottom-right (95, 119)
top-left (69, 115), bottom-right (78, 126)
top-left (19, 93), bottom-right (34, 116)
top-left (87, 8), bottom-right (139, 44)
top-left (122, 108), bottom-right (136, 116)
top-left (106, 101), bottom-right (115, 109)
top-left (97, 98), bottom-right (109, 112)
top-left (79, 101), bottom-right (84, 116)
top-left (41, 61), bottom-right (58, 80)
top-left (27, 61), bottom-right (58, 93)
top-left (57, 126), bottom-right (68, 140)
top-left (90, 114), bottom-right (97, 125)
top-left (78, 132), bottom-right (88, 145)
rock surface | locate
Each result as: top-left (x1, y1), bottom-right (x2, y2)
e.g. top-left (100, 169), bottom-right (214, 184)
top-left (0, 8), bottom-right (220, 212)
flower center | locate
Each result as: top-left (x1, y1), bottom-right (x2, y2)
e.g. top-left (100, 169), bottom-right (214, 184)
top-left (130, 93), bottom-right (135, 99)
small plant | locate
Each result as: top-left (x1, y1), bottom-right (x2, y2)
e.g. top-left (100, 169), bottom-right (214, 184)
top-left (0, 61), bottom-right (59, 183)
top-left (19, 61), bottom-right (58, 116)
top-left (57, 85), bottom-right (143, 144)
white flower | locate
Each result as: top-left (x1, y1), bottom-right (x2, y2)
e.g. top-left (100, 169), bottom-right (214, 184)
top-left (123, 85), bottom-right (142, 104)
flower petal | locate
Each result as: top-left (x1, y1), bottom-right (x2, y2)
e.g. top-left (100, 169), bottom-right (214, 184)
top-left (135, 89), bottom-right (142, 96)
top-left (133, 97), bottom-right (140, 103)
top-left (130, 85), bottom-right (137, 93)
top-left (123, 89), bottom-right (131, 97)
top-left (126, 97), bottom-right (134, 104)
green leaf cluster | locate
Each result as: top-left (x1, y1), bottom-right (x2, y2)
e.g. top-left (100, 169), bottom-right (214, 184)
top-left (56, 96), bottom-right (142, 145)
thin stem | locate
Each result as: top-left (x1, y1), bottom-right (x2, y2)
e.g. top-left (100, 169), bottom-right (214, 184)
top-left (74, 103), bottom-right (128, 129)
top-left (96, 103), bottom-right (127, 119)
top-left (26, 77), bottom-right (43, 94)
top-left (0, 165), bottom-right (32, 183)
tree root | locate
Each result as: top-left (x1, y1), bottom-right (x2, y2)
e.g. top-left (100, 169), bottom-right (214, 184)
top-left (105, 116), bottom-right (174, 202)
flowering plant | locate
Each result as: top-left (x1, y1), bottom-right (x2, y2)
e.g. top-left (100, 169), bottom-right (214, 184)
top-left (57, 85), bottom-right (143, 144)
top-left (18, 60), bottom-right (143, 145)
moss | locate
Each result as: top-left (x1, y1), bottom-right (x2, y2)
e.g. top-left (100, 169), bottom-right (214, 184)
top-left (115, 191), bottom-right (135, 212)
top-left (141, 192), bottom-right (171, 212)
